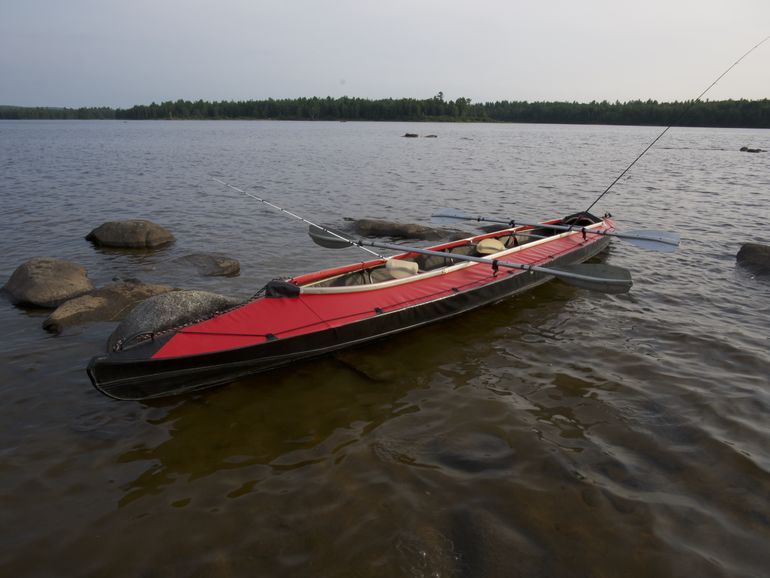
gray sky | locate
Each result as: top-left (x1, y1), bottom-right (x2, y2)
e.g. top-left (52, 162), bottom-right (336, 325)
top-left (1, 0), bottom-right (768, 108)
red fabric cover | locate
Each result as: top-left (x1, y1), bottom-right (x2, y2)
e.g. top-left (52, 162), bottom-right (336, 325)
top-left (152, 222), bottom-right (611, 359)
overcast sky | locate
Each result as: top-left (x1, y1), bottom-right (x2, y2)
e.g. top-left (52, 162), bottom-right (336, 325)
top-left (1, 0), bottom-right (768, 108)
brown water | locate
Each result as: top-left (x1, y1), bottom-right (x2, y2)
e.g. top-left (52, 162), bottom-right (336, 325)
top-left (1, 120), bottom-right (769, 577)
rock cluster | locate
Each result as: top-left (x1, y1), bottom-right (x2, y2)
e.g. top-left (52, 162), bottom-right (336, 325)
top-left (3, 216), bottom-right (470, 339)
top-left (42, 281), bottom-right (176, 334)
top-left (3, 219), bottom-right (242, 335)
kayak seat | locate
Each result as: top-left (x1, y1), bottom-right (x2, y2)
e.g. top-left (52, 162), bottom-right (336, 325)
top-left (476, 238), bottom-right (506, 255)
top-left (386, 259), bottom-right (419, 279)
top-left (513, 229), bottom-right (548, 245)
top-left (329, 270), bottom-right (369, 287)
top-left (448, 244), bottom-right (475, 256)
top-left (369, 266), bottom-right (394, 283)
top-left (501, 233), bottom-right (519, 248)
top-left (415, 254), bottom-right (451, 271)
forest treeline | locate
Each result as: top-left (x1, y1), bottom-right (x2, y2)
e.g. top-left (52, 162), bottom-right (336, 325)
top-left (2, 95), bottom-right (769, 128)
top-left (0, 105), bottom-right (116, 120)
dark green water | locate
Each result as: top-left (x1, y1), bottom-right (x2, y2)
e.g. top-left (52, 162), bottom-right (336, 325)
top-left (1, 120), bottom-right (768, 577)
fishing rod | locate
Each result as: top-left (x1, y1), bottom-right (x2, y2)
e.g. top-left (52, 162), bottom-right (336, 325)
top-left (212, 177), bottom-right (386, 259)
top-left (582, 35), bottom-right (770, 216)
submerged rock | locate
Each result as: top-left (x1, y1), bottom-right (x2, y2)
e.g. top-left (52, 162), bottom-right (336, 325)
top-left (2, 257), bottom-right (94, 308)
top-left (478, 224), bottom-right (510, 233)
top-left (172, 252), bottom-right (240, 277)
top-left (737, 243), bottom-right (770, 276)
top-left (351, 219), bottom-right (462, 241)
top-left (43, 281), bottom-right (176, 333)
top-left (86, 219), bottom-right (175, 248)
top-left (107, 290), bottom-right (243, 351)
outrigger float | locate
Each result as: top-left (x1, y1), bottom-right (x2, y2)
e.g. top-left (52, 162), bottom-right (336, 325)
top-left (87, 186), bottom-right (678, 401)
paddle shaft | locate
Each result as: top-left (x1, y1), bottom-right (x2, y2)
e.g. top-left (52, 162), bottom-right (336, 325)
top-left (356, 239), bottom-right (630, 288)
top-left (436, 212), bottom-right (677, 247)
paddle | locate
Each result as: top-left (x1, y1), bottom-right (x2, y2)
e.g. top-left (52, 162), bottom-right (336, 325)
top-left (308, 225), bottom-right (632, 294)
top-left (431, 208), bottom-right (680, 252)
top-left (213, 177), bottom-right (632, 294)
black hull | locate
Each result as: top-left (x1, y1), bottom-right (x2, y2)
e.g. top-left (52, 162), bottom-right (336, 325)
top-left (88, 238), bottom-right (609, 400)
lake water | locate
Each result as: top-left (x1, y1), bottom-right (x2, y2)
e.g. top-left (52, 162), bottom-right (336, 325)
top-left (1, 120), bottom-right (769, 577)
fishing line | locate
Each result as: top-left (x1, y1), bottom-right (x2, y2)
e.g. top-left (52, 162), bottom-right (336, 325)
top-left (582, 34), bottom-right (770, 216)
top-left (212, 177), bottom-right (386, 259)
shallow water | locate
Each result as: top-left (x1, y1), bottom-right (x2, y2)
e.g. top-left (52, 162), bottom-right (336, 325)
top-left (1, 120), bottom-right (769, 577)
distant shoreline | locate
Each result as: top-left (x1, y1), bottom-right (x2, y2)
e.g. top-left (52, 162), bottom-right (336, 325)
top-left (2, 96), bottom-right (769, 128)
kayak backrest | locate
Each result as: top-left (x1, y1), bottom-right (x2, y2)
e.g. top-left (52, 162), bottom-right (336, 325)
top-left (416, 254), bottom-right (452, 271)
top-left (476, 238), bottom-right (506, 255)
top-left (370, 266), bottom-right (394, 283)
top-left (386, 259), bottom-right (419, 279)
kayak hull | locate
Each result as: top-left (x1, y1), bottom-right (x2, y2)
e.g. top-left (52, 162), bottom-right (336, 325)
top-left (88, 227), bottom-right (611, 400)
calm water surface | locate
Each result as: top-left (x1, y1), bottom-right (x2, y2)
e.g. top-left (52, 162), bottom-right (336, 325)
top-left (1, 120), bottom-right (769, 577)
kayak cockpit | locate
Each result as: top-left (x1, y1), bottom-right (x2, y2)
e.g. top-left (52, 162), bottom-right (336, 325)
top-left (299, 219), bottom-right (591, 291)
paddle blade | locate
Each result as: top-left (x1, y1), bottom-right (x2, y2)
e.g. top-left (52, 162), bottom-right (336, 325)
top-left (308, 225), bottom-right (353, 249)
top-left (431, 208), bottom-right (474, 225)
top-left (622, 230), bottom-right (680, 252)
top-left (547, 264), bottom-right (633, 294)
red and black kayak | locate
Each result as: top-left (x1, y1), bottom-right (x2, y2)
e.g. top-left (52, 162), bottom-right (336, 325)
top-left (88, 212), bottom-right (625, 400)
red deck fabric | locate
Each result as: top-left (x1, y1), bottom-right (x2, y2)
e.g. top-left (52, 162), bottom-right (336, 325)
top-left (152, 225), bottom-right (607, 359)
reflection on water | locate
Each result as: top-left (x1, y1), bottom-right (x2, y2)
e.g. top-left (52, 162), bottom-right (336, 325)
top-left (1, 120), bottom-right (769, 577)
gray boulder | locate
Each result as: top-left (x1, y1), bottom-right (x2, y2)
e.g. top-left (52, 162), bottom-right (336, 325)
top-left (2, 257), bottom-right (94, 308)
top-left (351, 219), bottom-right (462, 241)
top-left (478, 224), bottom-right (510, 233)
top-left (107, 290), bottom-right (243, 351)
top-left (86, 219), bottom-right (174, 248)
top-left (172, 253), bottom-right (240, 277)
top-left (43, 281), bottom-right (176, 333)
top-left (737, 243), bottom-right (770, 276)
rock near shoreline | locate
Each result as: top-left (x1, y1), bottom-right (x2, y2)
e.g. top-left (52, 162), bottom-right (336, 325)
top-left (351, 219), bottom-right (466, 241)
top-left (2, 257), bottom-right (94, 308)
top-left (43, 281), bottom-right (176, 334)
top-left (737, 243), bottom-right (770, 276)
top-left (107, 290), bottom-right (244, 352)
top-left (172, 253), bottom-right (240, 277)
top-left (86, 220), bottom-right (175, 249)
